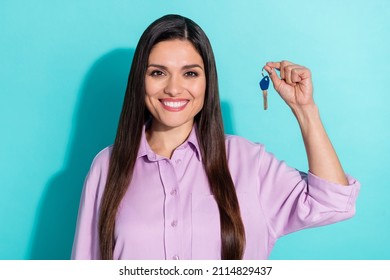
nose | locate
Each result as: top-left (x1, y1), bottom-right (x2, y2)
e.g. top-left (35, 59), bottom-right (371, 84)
top-left (164, 75), bottom-right (183, 96)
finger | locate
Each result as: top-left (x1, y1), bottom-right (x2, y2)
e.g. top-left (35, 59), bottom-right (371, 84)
top-left (266, 61), bottom-right (281, 70)
top-left (291, 66), bottom-right (311, 84)
top-left (291, 67), bottom-right (305, 83)
top-left (279, 60), bottom-right (294, 81)
top-left (267, 60), bottom-right (294, 69)
top-left (263, 65), bottom-right (283, 92)
top-left (285, 65), bottom-right (305, 86)
top-left (284, 65), bottom-right (293, 85)
top-left (265, 60), bottom-right (293, 79)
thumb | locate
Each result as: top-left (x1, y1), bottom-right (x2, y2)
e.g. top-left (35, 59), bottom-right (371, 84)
top-left (263, 64), bottom-right (283, 93)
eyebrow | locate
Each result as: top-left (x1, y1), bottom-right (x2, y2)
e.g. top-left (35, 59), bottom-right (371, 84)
top-left (147, 64), bottom-right (204, 71)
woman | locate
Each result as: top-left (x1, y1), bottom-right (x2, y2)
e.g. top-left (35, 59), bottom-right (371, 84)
top-left (72, 14), bottom-right (360, 260)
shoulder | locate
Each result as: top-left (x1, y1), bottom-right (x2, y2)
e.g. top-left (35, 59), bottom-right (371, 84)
top-left (224, 135), bottom-right (268, 193)
top-left (87, 146), bottom-right (112, 178)
top-left (82, 146), bottom-right (112, 199)
top-left (225, 134), bottom-right (265, 152)
top-left (91, 146), bottom-right (112, 165)
top-left (224, 134), bottom-right (265, 160)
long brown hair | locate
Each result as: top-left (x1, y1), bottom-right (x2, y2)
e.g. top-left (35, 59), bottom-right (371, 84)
top-left (99, 14), bottom-right (245, 260)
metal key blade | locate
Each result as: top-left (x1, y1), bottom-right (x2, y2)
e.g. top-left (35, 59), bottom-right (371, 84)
top-left (263, 90), bottom-right (268, 110)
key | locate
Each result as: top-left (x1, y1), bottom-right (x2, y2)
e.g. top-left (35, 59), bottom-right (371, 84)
top-left (259, 72), bottom-right (270, 110)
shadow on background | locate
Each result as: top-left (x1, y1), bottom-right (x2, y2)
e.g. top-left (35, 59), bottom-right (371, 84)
top-left (29, 48), bottom-right (135, 259)
top-left (28, 48), bottom-right (235, 259)
top-left (221, 101), bottom-right (235, 135)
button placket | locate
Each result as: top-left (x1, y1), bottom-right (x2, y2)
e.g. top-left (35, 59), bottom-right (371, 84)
top-left (158, 159), bottom-right (181, 260)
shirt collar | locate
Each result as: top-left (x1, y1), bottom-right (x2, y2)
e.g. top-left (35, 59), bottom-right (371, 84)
top-left (137, 124), bottom-right (202, 162)
top-left (137, 125), bottom-right (154, 160)
top-left (186, 124), bottom-right (202, 161)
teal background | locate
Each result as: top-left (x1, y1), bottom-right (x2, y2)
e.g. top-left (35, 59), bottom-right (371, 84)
top-left (1, 0), bottom-right (389, 260)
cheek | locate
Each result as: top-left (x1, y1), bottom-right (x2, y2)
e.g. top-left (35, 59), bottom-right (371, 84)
top-left (144, 78), bottom-right (155, 98)
top-left (193, 81), bottom-right (206, 103)
top-left (144, 84), bottom-right (157, 113)
top-left (144, 96), bottom-right (153, 115)
top-left (145, 76), bottom-right (165, 98)
top-left (145, 94), bottom-right (159, 111)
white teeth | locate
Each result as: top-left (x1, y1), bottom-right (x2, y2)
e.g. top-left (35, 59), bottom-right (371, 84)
top-left (162, 101), bottom-right (188, 108)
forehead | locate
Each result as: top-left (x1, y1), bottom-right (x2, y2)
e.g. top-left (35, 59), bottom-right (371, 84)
top-left (148, 39), bottom-right (203, 65)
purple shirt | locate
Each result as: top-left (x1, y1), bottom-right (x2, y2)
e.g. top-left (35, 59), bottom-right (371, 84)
top-left (71, 126), bottom-right (360, 260)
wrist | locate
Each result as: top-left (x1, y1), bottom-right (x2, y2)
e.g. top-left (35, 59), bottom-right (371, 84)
top-left (291, 103), bottom-right (321, 132)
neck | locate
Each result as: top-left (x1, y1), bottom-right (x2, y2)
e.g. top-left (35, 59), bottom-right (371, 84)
top-left (146, 120), bottom-right (194, 159)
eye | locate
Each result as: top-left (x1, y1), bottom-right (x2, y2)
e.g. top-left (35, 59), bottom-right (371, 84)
top-left (149, 70), bottom-right (165, 77)
top-left (184, 71), bottom-right (199, 77)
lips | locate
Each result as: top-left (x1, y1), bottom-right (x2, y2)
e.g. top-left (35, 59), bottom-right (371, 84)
top-left (160, 99), bottom-right (189, 112)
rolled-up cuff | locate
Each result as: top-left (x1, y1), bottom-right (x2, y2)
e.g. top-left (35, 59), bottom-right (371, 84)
top-left (307, 172), bottom-right (360, 212)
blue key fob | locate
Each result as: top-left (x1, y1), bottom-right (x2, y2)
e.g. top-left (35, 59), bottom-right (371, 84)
top-left (259, 76), bottom-right (270, 91)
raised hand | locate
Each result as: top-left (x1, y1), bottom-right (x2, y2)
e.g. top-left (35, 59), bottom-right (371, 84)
top-left (263, 61), bottom-right (315, 112)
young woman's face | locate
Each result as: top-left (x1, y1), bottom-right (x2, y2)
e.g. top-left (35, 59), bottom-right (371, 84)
top-left (145, 39), bottom-right (206, 131)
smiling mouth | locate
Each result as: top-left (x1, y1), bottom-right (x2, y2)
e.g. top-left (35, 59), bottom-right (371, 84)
top-left (160, 99), bottom-right (189, 111)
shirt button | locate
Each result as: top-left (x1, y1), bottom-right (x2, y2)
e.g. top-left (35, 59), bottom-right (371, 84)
top-left (175, 159), bottom-right (182, 164)
top-left (170, 189), bottom-right (177, 196)
top-left (171, 220), bottom-right (178, 227)
top-left (172, 255), bottom-right (180, 260)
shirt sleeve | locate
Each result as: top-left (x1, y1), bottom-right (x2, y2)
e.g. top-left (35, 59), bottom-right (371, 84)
top-left (71, 149), bottom-right (109, 259)
top-left (257, 145), bottom-right (360, 239)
